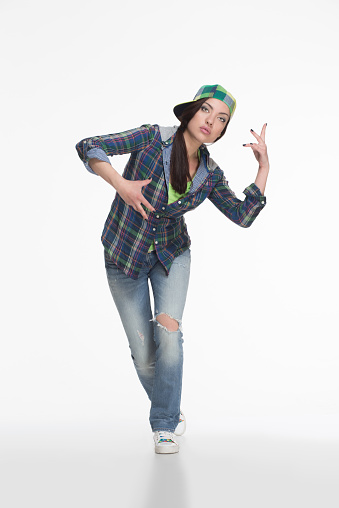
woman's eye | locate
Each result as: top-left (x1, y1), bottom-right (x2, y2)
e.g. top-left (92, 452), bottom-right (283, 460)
top-left (201, 106), bottom-right (209, 112)
top-left (219, 117), bottom-right (226, 123)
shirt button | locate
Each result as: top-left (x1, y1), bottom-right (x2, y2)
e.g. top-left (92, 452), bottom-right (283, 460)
top-left (156, 215), bottom-right (160, 218)
top-left (155, 241), bottom-right (158, 245)
top-left (153, 227), bottom-right (156, 231)
top-left (178, 200), bottom-right (182, 205)
top-left (162, 206), bottom-right (165, 210)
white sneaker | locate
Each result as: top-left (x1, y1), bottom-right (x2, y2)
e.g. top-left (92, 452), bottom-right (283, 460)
top-left (153, 431), bottom-right (179, 454)
top-left (174, 411), bottom-right (186, 436)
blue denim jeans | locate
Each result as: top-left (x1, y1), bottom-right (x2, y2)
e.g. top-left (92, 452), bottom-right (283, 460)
top-left (104, 248), bottom-right (191, 432)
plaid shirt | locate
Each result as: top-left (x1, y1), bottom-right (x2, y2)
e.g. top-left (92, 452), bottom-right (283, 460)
top-left (75, 124), bottom-right (266, 279)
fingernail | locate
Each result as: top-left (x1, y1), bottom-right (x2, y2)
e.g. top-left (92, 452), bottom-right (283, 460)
top-left (243, 143), bottom-right (246, 146)
top-left (250, 129), bottom-right (253, 132)
top-left (266, 123), bottom-right (267, 126)
top-left (250, 143), bottom-right (253, 145)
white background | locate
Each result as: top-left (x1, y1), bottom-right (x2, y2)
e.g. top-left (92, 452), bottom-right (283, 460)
top-left (1, 1), bottom-right (339, 506)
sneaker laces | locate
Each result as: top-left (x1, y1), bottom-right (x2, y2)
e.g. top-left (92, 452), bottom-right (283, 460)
top-left (154, 431), bottom-right (177, 444)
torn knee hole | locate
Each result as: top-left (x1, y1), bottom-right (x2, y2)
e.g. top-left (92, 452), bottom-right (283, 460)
top-left (156, 313), bottom-right (179, 332)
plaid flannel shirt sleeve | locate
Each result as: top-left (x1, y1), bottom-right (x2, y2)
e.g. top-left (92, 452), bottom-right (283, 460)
top-left (75, 124), bottom-right (155, 174)
top-left (208, 171), bottom-right (266, 228)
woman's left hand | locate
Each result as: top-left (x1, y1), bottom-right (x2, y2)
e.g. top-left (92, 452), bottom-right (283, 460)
top-left (243, 124), bottom-right (269, 170)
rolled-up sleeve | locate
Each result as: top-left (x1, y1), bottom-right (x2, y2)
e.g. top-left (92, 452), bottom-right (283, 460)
top-left (82, 148), bottom-right (110, 174)
top-left (75, 124), bottom-right (155, 174)
top-left (208, 171), bottom-right (266, 228)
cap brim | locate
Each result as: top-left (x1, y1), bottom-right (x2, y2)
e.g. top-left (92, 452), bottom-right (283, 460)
top-left (173, 100), bottom-right (196, 120)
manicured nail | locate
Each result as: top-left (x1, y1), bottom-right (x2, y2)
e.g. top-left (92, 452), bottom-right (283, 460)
top-left (243, 143), bottom-right (246, 146)
top-left (250, 129), bottom-right (253, 132)
top-left (250, 143), bottom-right (253, 145)
top-left (266, 123), bottom-right (267, 126)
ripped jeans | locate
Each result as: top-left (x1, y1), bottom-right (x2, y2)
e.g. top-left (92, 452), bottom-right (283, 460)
top-left (104, 248), bottom-right (191, 432)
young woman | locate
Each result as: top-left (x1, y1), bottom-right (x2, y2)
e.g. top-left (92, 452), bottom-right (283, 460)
top-left (75, 84), bottom-right (269, 454)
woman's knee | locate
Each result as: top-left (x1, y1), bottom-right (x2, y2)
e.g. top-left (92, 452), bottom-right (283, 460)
top-left (155, 313), bottom-right (181, 332)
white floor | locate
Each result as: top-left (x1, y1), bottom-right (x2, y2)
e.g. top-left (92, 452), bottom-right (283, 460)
top-left (1, 416), bottom-right (339, 508)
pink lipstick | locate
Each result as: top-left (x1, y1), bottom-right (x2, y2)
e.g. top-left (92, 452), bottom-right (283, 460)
top-left (200, 127), bottom-right (211, 135)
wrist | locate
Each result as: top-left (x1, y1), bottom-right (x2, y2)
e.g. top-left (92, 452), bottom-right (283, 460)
top-left (112, 173), bottom-right (125, 192)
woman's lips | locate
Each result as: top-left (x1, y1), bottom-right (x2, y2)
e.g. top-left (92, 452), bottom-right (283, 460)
top-left (200, 127), bottom-right (211, 135)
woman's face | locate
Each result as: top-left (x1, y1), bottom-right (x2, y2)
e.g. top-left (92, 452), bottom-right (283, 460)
top-left (185, 98), bottom-right (230, 144)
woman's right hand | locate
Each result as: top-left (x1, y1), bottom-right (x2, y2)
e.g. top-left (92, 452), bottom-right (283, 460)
top-left (87, 159), bottom-right (155, 220)
top-left (115, 177), bottom-right (156, 220)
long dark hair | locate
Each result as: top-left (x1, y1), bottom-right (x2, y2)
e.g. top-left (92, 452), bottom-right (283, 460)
top-left (170, 98), bottom-right (229, 194)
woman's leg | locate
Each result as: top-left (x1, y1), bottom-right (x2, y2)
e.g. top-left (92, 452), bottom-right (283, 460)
top-left (104, 252), bottom-right (156, 400)
top-left (148, 249), bottom-right (191, 432)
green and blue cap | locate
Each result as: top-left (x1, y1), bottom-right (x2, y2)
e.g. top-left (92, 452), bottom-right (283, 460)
top-left (173, 84), bottom-right (237, 120)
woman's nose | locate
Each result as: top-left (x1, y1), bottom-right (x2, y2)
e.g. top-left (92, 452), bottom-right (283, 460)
top-left (206, 116), bottom-right (213, 126)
